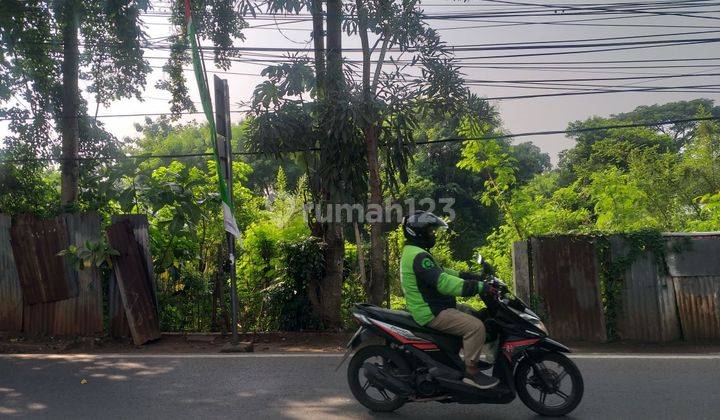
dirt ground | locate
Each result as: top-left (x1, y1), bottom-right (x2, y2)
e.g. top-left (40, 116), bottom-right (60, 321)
top-left (1, 331), bottom-right (719, 354)
top-left (0, 332), bottom-right (354, 354)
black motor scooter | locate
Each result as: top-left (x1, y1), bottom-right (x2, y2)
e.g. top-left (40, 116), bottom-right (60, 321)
top-left (338, 264), bottom-right (584, 416)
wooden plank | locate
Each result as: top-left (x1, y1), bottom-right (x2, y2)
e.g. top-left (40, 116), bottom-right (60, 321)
top-left (10, 214), bottom-right (77, 304)
top-left (107, 220), bottom-right (160, 345)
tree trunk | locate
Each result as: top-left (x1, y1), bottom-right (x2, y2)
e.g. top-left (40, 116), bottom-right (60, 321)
top-left (320, 222), bottom-right (344, 328)
top-left (357, 1), bottom-right (386, 305)
top-left (310, 0), bottom-right (325, 100)
top-left (365, 126), bottom-right (386, 305)
top-left (353, 221), bottom-right (367, 286)
top-left (60, 0), bottom-right (80, 209)
top-left (325, 0), bottom-right (342, 98)
top-left (317, 0), bottom-right (345, 329)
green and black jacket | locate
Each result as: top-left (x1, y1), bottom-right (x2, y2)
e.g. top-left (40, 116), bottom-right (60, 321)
top-left (400, 245), bottom-right (485, 326)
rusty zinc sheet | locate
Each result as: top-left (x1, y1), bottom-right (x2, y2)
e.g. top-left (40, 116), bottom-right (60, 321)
top-left (530, 236), bottom-right (606, 342)
top-left (665, 233), bottom-right (720, 277)
top-left (108, 215), bottom-right (155, 339)
top-left (0, 214), bottom-right (23, 332)
top-left (22, 213), bottom-right (103, 336)
top-left (108, 270), bottom-right (130, 339)
top-left (664, 234), bottom-right (720, 340)
top-left (672, 276), bottom-right (720, 340)
top-left (611, 237), bottom-right (680, 342)
top-left (10, 214), bottom-right (77, 304)
top-left (107, 219), bottom-right (160, 345)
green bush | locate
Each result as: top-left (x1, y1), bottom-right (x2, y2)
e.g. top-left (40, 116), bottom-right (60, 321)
top-left (157, 266), bottom-right (212, 332)
top-left (271, 237), bottom-right (325, 331)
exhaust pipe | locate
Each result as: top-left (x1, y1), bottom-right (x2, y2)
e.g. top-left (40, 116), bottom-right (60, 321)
top-left (362, 362), bottom-right (413, 396)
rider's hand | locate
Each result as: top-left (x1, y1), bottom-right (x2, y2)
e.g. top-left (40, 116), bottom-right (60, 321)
top-left (481, 280), bottom-right (500, 299)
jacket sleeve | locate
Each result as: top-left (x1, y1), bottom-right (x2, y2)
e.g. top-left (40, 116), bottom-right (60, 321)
top-left (413, 252), bottom-right (483, 297)
top-left (443, 267), bottom-right (460, 277)
top-left (458, 271), bottom-right (486, 281)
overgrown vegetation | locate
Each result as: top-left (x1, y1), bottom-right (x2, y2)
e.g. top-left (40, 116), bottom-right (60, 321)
top-left (2, 97), bottom-right (719, 332)
top-left (595, 231), bottom-right (665, 340)
top-left (471, 100), bottom-right (720, 283)
top-left (2, 0), bottom-right (719, 337)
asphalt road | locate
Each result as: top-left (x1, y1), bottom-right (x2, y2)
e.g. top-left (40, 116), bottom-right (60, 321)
top-left (1, 353), bottom-right (719, 419)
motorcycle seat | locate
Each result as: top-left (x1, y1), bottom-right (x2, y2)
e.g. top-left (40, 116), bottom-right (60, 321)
top-left (357, 304), bottom-right (456, 337)
top-left (361, 304), bottom-right (420, 328)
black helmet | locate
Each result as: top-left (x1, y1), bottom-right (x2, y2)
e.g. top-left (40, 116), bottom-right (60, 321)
top-left (402, 211), bottom-right (448, 249)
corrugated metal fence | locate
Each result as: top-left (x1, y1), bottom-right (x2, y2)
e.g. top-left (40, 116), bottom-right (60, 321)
top-left (108, 215), bottom-right (157, 340)
top-left (514, 233), bottom-right (720, 342)
top-left (0, 213), bottom-right (104, 335)
top-left (0, 215), bottom-right (22, 332)
top-left (0, 213), bottom-right (158, 342)
top-left (666, 234), bottom-right (720, 340)
top-left (530, 236), bottom-right (606, 342)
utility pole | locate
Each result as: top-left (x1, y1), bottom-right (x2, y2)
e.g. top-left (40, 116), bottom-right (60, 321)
top-left (213, 75), bottom-right (239, 344)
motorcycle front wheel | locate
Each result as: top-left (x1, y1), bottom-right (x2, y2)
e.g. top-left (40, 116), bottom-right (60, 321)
top-left (515, 352), bottom-right (584, 416)
top-left (347, 345), bottom-right (411, 412)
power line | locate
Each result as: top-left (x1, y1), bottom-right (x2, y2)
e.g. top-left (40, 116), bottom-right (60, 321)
top-left (3, 117), bottom-right (718, 164)
top-left (142, 52), bottom-right (720, 67)
top-left (0, 110), bottom-right (252, 122)
top-left (452, 38), bottom-right (720, 60)
top-left (466, 71), bottom-right (720, 84)
top-left (415, 116), bottom-right (720, 146)
top-left (482, 0), bottom-right (720, 21)
top-left (138, 36), bottom-right (720, 53)
top-left (482, 84), bottom-right (720, 100)
top-left (2, 83), bottom-right (717, 124)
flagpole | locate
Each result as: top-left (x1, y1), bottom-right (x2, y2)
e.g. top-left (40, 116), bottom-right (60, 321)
top-left (183, 0), bottom-right (241, 343)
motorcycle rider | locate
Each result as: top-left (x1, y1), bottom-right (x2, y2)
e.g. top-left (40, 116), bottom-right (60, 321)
top-left (400, 211), bottom-right (500, 389)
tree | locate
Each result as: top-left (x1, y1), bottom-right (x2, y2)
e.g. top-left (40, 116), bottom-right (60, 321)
top-left (245, 0), bottom-right (366, 327)
top-left (407, 95), bottom-right (549, 260)
top-left (1, 0), bottom-right (249, 209)
top-left (346, 0), bottom-right (465, 304)
top-left (474, 99), bottom-right (720, 280)
top-left (614, 99), bottom-right (720, 151)
top-left (246, 0), bottom-right (465, 314)
top-left (1, 0), bottom-right (150, 208)
top-left (457, 115), bottom-right (523, 238)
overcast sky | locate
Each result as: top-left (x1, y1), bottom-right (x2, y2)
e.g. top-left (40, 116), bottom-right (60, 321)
top-left (2, 0), bottom-right (719, 165)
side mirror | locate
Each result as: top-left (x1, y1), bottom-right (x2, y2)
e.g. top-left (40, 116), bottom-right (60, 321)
top-left (476, 253), bottom-right (483, 265)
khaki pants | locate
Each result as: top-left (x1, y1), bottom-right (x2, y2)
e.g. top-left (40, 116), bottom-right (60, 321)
top-left (426, 304), bottom-right (485, 368)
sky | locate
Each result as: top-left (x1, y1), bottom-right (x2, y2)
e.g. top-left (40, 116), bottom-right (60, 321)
top-left (3, 0), bottom-right (720, 165)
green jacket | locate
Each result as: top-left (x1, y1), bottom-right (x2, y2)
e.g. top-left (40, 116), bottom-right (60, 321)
top-left (400, 245), bottom-right (485, 326)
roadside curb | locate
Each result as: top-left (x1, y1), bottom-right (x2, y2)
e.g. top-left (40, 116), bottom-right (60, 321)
top-left (2, 352), bottom-right (720, 359)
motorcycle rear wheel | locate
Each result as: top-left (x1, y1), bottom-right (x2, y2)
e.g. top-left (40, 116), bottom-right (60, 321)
top-left (515, 352), bottom-right (584, 416)
top-left (347, 345), bottom-right (411, 412)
